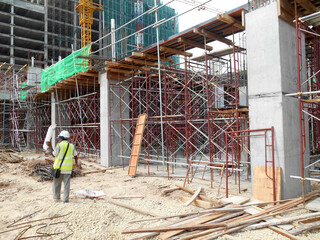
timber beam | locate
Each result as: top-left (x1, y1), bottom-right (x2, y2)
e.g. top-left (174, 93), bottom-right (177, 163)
top-left (76, 72), bottom-right (98, 77)
top-left (125, 57), bottom-right (159, 67)
top-left (132, 52), bottom-right (174, 63)
top-left (296, 0), bottom-right (319, 14)
top-left (217, 13), bottom-right (245, 30)
top-left (107, 71), bottom-right (130, 81)
top-left (193, 28), bottom-right (233, 46)
top-left (159, 46), bottom-right (193, 57)
top-left (106, 67), bottom-right (134, 75)
top-left (177, 37), bottom-right (213, 51)
top-left (105, 61), bottom-right (150, 71)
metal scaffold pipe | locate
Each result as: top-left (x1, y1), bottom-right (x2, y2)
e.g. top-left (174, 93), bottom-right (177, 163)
top-left (154, 0), bottom-right (165, 164)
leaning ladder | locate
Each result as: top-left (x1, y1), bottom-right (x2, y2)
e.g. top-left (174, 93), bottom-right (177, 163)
top-left (10, 112), bottom-right (26, 151)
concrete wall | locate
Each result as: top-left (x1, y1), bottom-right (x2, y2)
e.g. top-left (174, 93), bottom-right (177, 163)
top-left (246, 2), bottom-right (310, 199)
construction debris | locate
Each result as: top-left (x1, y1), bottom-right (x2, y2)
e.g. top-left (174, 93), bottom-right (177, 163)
top-left (29, 161), bottom-right (53, 180)
top-left (0, 149), bottom-right (23, 163)
top-left (176, 185), bottom-right (221, 207)
top-left (305, 197), bottom-right (320, 212)
top-left (28, 157), bottom-right (82, 181)
top-left (122, 191), bottom-right (320, 239)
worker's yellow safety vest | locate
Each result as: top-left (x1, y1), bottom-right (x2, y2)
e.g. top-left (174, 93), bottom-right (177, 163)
top-left (53, 141), bottom-right (75, 174)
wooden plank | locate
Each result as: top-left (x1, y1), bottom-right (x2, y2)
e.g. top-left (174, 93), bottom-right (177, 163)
top-left (107, 71), bottom-right (129, 81)
top-left (77, 72), bottom-right (98, 77)
top-left (268, 226), bottom-right (301, 240)
top-left (160, 46), bottom-right (193, 57)
top-left (128, 212), bottom-right (199, 224)
top-left (162, 187), bottom-right (180, 195)
top-left (128, 113), bottom-right (147, 177)
top-left (244, 212), bottom-right (320, 231)
top-left (122, 222), bottom-right (227, 234)
top-left (253, 166), bottom-right (282, 202)
top-left (158, 212), bottom-right (225, 239)
top-left (105, 61), bottom-right (150, 71)
top-left (220, 196), bottom-right (250, 206)
top-left (132, 52), bottom-right (174, 63)
top-left (106, 67), bottom-right (133, 75)
top-left (111, 196), bottom-right (144, 199)
top-left (224, 193), bottom-right (318, 231)
top-left (177, 37), bottom-right (213, 51)
top-left (248, 206), bottom-right (296, 231)
top-left (125, 57), bottom-right (158, 67)
top-left (289, 220), bottom-right (320, 235)
top-left (296, 0), bottom-right (319, 13)
top-left (193, 28), bottom-right (233, 46)
top-left (304, 98), bottom-right (320, 103)
top-left (301, 216), bottom-right (320, 224)
top-left (184, 187), bottom-right (202, 206)
top-left (176, 185), bottom-right (220, 206)
top-left (305, 197), bottom-right (320, 211)
top-left (178, 212), bottom-right (245, 240)
top-left (106, 197), bottom-right (157, 217)
top-left (179, 196), bottom-right (212, 209)
top-left (216, 13), bottom-right (245, 30)
top-left (179, 227), bottom-right (224, 240)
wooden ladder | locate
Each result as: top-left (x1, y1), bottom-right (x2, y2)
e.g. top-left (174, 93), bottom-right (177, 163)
top-left (128, 113), bottom-right (147, 177)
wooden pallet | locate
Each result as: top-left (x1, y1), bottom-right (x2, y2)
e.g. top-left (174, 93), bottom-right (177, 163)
top-left (128, 113), bottom-right (147, 177)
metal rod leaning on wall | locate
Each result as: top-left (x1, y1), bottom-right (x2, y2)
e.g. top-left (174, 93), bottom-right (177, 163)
top-left (295, 3), bottom-right (306, 202)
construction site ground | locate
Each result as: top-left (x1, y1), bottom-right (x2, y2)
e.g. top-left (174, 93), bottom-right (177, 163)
top-left (1, 151), bottom-right (320, 240)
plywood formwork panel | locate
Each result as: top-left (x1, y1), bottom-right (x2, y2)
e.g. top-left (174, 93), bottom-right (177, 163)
top-left (253, 166), bottom-right (281, 201)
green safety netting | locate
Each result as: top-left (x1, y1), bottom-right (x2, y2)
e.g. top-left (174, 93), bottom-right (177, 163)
top-left (41, 45), bottom-right (91, 92)
top-left (20, 82), bottom-right (27, 100)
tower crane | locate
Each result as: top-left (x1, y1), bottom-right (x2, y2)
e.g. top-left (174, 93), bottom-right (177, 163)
top-left (76, 0), bottom-right (103, 49)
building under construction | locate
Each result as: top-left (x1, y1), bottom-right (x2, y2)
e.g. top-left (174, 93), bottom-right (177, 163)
top-left (1, 0), bottom-right (320, 210)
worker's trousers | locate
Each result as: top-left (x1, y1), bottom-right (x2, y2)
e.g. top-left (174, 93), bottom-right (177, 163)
top-left (52, 173), bottom-right (71, 202)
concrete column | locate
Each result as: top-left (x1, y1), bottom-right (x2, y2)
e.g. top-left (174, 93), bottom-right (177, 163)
top-left (99, 72), bottom-right (110, 166)
top-left (51, 92), bottom-right (56, 147)
top-left (44, 0), bottom-right (48, 67)
top-left (10, 5), bottom-right (14, 65)
top-left (246, 2), bottom-right (310, 199)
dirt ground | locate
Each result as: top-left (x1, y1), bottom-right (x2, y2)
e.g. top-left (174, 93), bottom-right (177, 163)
top-left (0, 151), bottom-right (320, 240)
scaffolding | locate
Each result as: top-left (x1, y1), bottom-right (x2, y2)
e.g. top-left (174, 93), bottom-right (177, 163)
top-left (0, 62), bottom-right (41, 151)
top-left (104, 6), bottom-right (251, 197)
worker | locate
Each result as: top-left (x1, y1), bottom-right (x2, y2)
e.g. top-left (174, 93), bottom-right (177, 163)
top-left (52, 130), bottom-right (78, 203)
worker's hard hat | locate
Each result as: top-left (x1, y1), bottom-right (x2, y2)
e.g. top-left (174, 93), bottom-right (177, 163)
top-left (58, 130), bottom-right (70, 139)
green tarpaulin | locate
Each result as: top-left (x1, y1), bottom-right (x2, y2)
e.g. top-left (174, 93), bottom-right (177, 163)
top-left (40, 45), bottom-right (91, 92)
